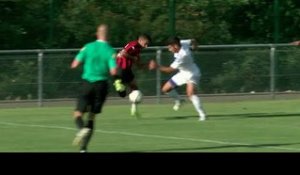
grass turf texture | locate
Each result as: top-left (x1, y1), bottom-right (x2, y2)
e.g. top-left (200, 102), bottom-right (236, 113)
top-left (0, 99), bottom-right (300, 152)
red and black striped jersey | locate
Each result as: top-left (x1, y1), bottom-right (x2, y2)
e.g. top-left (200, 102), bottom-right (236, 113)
top-left (117, 40), bottom-right (142, 70)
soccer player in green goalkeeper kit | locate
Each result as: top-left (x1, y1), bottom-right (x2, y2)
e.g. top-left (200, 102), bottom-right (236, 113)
top-left (70, 24), bottom-right (125, 153)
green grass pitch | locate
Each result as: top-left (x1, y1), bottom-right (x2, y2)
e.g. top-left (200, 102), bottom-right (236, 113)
top-left (1, 99), bottom-right (300, 152)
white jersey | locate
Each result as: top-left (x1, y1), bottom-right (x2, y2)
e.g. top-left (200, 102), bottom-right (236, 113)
top-left (168, 39), bottom-right (201, 86)
top-left (170, 40), bottom-right (200, 76)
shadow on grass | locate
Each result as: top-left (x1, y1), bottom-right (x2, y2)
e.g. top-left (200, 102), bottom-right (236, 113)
top-left (147, 142), bottom-right (300, 152)
top-left (164, 113), bottom-right (300, 120)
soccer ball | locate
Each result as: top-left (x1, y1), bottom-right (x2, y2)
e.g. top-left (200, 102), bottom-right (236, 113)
top-left (129, 90), bottom-right (143, 103)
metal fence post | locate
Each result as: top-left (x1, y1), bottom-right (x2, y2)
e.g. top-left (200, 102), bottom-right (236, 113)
top-left (156, 49), bottom-right (162, 103)
top-left (270, 46), bottom-right (276, 99)
top-left (37, 51), bottom-right (44, 107)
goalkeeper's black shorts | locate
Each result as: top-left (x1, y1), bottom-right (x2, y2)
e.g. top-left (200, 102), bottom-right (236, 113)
top-left (76, 80), bottom-right (108, 114)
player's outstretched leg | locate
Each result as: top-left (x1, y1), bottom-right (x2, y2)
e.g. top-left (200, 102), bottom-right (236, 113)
top-left (162, 78), bottom-right (183, 111)
top-left (167, 89), bottom-right (183, 111)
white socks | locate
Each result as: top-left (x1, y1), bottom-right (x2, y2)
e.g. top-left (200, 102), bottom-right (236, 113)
top-left (168, 90), bottom-right (206, 121)
top-left (189, 95), bottom-right (206, 120)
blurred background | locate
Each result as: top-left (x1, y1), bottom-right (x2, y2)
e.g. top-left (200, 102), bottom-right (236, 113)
top-left (1, 0), bottom-right (300, 106)
top-left (2, 0), bottom-right (300, 49)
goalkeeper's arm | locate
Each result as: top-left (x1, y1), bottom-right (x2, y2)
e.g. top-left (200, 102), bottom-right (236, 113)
top-left (291, 40), bottom-right (300, 46)
top-left (70, 59), bottom-right (81, 69)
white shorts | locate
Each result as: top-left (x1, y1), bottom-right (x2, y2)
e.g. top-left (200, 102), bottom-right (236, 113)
top-left (170, 71), bottom-right (200, 87)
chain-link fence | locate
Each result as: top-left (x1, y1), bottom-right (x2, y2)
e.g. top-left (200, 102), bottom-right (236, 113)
top-left (0, 43), bottom-right (299, 107)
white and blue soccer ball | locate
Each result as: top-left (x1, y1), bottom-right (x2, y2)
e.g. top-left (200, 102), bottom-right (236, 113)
top-left (129, 90), bottom-right (143, 103)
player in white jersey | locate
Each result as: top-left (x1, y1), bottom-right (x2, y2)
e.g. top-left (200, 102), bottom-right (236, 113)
top-left (149, 36), bottom-right (206, 121)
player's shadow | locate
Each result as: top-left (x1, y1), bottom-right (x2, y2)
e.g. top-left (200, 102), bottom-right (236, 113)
top-left (148, 142), bottom-right (300, 152)
top-left (164, 113), bottom-right (300, 120)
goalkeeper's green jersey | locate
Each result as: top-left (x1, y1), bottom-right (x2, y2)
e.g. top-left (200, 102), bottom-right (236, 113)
top-left (75, 40), bottom-right (116, 82)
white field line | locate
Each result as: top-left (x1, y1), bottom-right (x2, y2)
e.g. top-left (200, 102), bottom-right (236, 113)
top-left (0, 121), bottom-right (300, 152)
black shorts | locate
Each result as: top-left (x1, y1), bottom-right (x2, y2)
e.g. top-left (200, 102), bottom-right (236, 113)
top-left (76, 80), bottom-right (108, 114)
top-left (120, 69), bottom-right (135, 84)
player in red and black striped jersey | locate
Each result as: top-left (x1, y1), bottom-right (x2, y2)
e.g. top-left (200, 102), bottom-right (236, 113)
top-left (116, 34), bottom-right (151, 95)
top-left (114, 34), bottom-right (151, 117)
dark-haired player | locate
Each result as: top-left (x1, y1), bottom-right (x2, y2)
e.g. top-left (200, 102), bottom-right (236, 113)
top-left (114, 34), bottom-right (152, 117)
top-left (149, 36), bottom-right (206, 121)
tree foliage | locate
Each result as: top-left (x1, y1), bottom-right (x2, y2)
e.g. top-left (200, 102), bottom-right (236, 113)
top-left (2, 0), bottom-right (300, 49)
